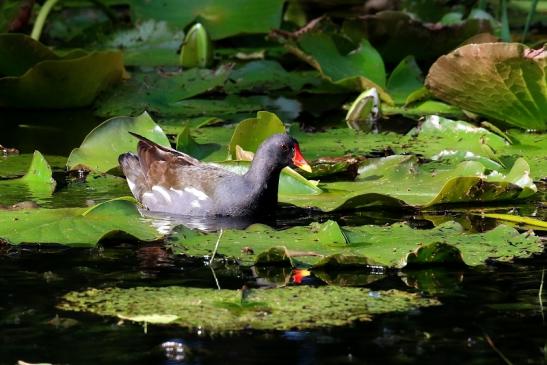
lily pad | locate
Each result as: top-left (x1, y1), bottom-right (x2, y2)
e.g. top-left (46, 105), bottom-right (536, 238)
top-left (398, 116), bottom-right (547, 179)
top-left (67, 111), bottom-right (171, 172)
top-left (58, 285), bottom-right (439, 332)
top-left (0, 198), bottom-right (161, 246)
top-left (228, 111), bottom-right (286, 159)
top-left (102, 20), bottom-right (185, 67)
top-left (426, 43), bottom-right (547, 130)
top-left (168, 220), bottom-right (543, 268)
top-left (94, 65), bottom-right (232, 118)
top-left (286, 155), bottom-right (537, 211)
top-left (0, 150), bottom-right (56, 204)
top-left (270, 19), bottom-right (386, 88)
top-left (0, 33), bottom-right (125, 108)
top-left (107, 0), bottom-right (285, 40)
top-left (224, 60), bottom-right (321, 94)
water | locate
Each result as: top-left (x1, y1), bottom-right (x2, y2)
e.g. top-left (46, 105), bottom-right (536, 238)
top-left (0, 246), bottom-right (545, 364)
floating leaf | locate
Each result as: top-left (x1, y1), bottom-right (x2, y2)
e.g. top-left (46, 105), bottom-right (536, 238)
top-left (94, 65), bottom-right (232, 118)
top-left (286, 155), bottom-right (536, 211)
top-left (270, 19), bottom-right (386, 88)
top-left (398, 116), bottom-right (547, 179)
top-left (59, 286), bottom-right (439, 332)
top-left (0, 198), bottom-right (161, 246)
top-left (102, 20), bottom-right (185, 67)
top-left (0, 33), bottom-right (124, 108)
top-left (224, 60), bottom-right (320, 94)
top-left (108, 0), bottom-right (285, 40)
top-left (168, 220), bottom-right (543, 268)
top-left (426, 43), bottom-right (547, 130)
top-left (67, 111), bottom-right (170, 172)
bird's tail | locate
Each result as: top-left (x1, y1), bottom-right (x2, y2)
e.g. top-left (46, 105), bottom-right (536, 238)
top-left (118, 153), bottom-right (148, 200)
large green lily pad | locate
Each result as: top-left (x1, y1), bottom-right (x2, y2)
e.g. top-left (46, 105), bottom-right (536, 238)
top-left (94, 66), bottom-right (232, 117)
top-left (224, 60), bottom-right (321, 94)
top-left (0, 198), bottom-right (161, 246)
top-left (286, 155), bottom-right (536, 211)
top-left (102, 20), bottom-right (184, 67)
top-left (105, 0), bottom-right (285, 40)
top-left (0, 33), bottom-right (124, 108)
top-left (426, 43), bottom-right (547, 130)
top-left (168, 220), bottom-right (543, 268)
top-left (58, 285), bottom-right (439, 331)
top-left (67, 111), bottom-right (170, 172)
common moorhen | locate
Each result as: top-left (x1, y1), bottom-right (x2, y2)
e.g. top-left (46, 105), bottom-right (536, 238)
top-left (119, 133), bottom-right (312, 216)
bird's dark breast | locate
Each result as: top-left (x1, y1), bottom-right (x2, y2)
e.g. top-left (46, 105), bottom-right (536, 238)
top-left (212, 178), bottom-right (278, 217)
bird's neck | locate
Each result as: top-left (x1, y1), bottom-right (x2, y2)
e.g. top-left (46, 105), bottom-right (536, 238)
top-left (244, 157), bottom-right (283, 209)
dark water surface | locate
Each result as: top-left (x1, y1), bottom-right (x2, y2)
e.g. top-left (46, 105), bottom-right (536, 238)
top-left (0, 245), bottom-right (546, 365)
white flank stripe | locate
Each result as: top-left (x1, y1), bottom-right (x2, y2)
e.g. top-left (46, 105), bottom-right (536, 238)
top-left (152, 186), bottom-right (172, 203)
top-left (184, 187), bottom-right (209, 201)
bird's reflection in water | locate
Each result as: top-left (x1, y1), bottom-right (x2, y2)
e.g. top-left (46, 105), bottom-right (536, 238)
top-left (138, 208), bottom-right (276, 233)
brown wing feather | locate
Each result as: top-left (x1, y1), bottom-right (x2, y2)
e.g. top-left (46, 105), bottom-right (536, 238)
top-left (129, 132), bottom-right (200, 175)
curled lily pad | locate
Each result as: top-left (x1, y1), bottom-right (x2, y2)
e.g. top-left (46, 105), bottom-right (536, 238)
top-left (0, 150), bottom-right (56, 204)
top-left (426, 43), bottom-right (547, 130)
top-left (0, 198), bottom-right (161, 246)
top-left (59, 285), bottom-right (439, 332)
top-left (67, 111), bottom-right (170, 172)
top-left (0, 33), bottom-right (125, 108)
top-left (167, 220), bottom-right (543, 268)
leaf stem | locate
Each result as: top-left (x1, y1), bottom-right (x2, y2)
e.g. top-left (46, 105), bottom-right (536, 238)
top-left (209, 229), bottom-right (223, 265)
top-left (500, 0), bottom-right (511, 42)
top-left (521, 0), bottom-right (538, 43)
top-left (30, 0), bottom-right (60, 40)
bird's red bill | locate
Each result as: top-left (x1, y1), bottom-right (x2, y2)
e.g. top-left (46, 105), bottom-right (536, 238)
top-left (292, 144), bottom-right (312, 173)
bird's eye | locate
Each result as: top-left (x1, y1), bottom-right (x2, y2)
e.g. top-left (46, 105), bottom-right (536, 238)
top-left (281, 144), bottom-right (289, 152)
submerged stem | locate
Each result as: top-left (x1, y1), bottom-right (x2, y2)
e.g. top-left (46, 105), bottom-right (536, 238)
top-left (31, 0), bottom-right (60, 40)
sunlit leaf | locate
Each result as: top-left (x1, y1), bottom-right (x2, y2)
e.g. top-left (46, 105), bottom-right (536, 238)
top-left (167, 220), bottom-right (543, 268)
